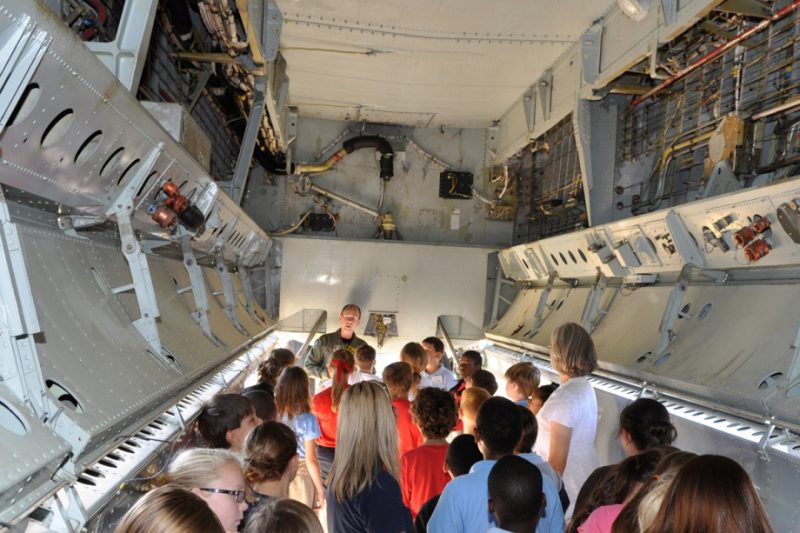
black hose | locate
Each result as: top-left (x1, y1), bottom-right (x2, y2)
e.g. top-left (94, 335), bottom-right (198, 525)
top-left (166, 0), bottom-right (193, 47)
top-left (254, 146), bottom-right (294, 175)
top-left (342, 135), bottom-right (394, 179)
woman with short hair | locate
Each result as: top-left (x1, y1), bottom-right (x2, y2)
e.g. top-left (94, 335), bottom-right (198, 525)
top-left (534, 322), bottom-right (599, 515)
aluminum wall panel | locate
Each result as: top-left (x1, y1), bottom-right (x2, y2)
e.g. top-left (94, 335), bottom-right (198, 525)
top-left (0, 384), bottom-right (71, 524)
top-left (488, 281), bottom-right (800, 426)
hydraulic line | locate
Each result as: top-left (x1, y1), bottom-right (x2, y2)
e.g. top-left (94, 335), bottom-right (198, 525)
top-left (631, 0), bottom-right (800, 108)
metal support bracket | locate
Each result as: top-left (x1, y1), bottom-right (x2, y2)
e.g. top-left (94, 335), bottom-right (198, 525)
top-left (0, 14), bottom-right (51, 136)
top-left (180, 236), bottom-right (215, 341)
top-left (656, 265), bottom-right (689, 355)
top-left (215, 253), bottom-right (248, 335)
top-left (525, 275), bottom-right (555, 338)
top-left (787, 322), bottom-right (800, 383)
top-left (665, 210), bottom-right (707, 268)
top-left (85, 0), bottom-right (158, 91)
top-left (0, 188), bottom-right (52, 420)
top-left (661, 0), bottom-right (679, 26)
top-left (486, 123), bottom-right (500, 163)
top-left (757, 421), bottom-right (776, 461)
top-left (262, 0), bottom-right (284, 61)
top-left (580, 272), bottom-right (608, 332)
top-left (581, 22), bottom-right (604, 85)
top-left (523, 86), bottom-right (537, 135)
top-left (106, 144), bottom-right (165, 356)
top-left (238, 266), bottom-right (259, 322)
top-left (226, 76), bottom-right (266, 205)
top-left (48, 484), bottom-right (89, 533)
top-left (296, 310), bottom-right (327, 367)
top-left (537, 69), bottom-right (553, 124)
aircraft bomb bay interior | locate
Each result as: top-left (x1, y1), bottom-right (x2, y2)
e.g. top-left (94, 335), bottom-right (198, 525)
top-left (1, 0), bottom-right (800, 531)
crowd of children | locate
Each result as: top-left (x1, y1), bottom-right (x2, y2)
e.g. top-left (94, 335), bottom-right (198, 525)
top-left (113, 305), bottom-right (775, 533)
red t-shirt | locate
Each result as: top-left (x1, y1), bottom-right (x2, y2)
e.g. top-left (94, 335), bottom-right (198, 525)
top-left (393, 398), bottom-right (423, 456)
top-left (312, 387), bottom-right (339, 447)
top-left (401, 443), bottom-right (450, 518)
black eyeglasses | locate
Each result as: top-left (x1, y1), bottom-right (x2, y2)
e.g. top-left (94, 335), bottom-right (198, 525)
top-left (199, 487), bottom-right (247, 503)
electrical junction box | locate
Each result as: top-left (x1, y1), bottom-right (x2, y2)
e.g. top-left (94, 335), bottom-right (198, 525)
top-left (439, 171), bottom-right (473, 199)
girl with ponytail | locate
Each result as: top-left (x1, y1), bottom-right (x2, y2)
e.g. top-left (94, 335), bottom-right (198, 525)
top-left (311, 348), bottom-right (355, 488)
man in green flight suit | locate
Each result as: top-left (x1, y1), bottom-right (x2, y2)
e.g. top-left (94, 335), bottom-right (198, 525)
top-left (304, 303), bottom-right (367, 380)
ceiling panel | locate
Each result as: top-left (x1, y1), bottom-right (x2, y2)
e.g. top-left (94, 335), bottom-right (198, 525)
top-left (276, 0), bottom-right (617, 127)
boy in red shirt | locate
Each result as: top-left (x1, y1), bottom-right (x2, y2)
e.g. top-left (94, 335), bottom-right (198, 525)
top-left (383, 362), bottom-right (424, 456)
top-left (401, 387), bottom-right (459, 518)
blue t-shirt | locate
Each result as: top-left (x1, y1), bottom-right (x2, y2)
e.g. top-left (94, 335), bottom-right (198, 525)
top-left (326, 469), bottom-right (413, 533)
top-left (428, 459), bottom-right (565, 533)
top-left (282, 412), bottom-right (321, 459)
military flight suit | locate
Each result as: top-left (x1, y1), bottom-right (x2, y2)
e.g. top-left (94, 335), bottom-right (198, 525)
top-left (304, 329), bottom-right (367, 379)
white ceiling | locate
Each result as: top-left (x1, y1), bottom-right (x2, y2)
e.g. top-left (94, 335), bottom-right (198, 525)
top-left (275, 0), bottom-right (616, 128)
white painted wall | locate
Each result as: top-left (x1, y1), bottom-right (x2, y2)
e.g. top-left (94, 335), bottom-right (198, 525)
top-left (277, 236), bottom-right (493, 368)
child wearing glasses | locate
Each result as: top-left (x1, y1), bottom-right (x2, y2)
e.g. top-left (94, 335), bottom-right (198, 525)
top-left (165, 448), bottom-right (248, 533)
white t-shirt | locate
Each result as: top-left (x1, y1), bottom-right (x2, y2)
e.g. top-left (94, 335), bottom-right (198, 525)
top-left (420, 365), bottom-right (458, 391)
top-left (534, 377), bottom-right (598, 516)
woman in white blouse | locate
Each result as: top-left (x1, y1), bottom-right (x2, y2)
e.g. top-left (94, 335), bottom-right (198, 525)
top-left (534, 322), bottom-right (599, 517)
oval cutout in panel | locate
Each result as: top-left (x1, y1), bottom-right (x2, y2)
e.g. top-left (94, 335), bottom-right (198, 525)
top-left (0, 400), bottom-right (27, 436)
top-left (46, 379), bottom-right (84, 413)
top-left (637, 352), bottom-right (652, 363)
top-left (74, 130), bottom-right (103, 165)
top-left (99, 147), bottom-right (125, 178)
top-left (41, 108), bottom-right (75, 148)
top-left (559, 252), bottom-right (567, 264)
top-left (117, 158), bottom-right (141, 186)
top-left (136, 171), bottom-right (159, 198)
top-left (578, 249), bottom-right (588, 263)
top-left (550, 253), bottom-right (559, 266)
top-left (568, 251), bottom-right (577, 264)
top-left (759, 372), bottom-right (784, 390)
top-left (697, 303), bottom-right (712, 321)
top-left (8, 83), bottom-right (41, 126)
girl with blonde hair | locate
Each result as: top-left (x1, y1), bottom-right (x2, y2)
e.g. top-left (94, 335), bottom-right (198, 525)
top-left (311, 348), bottom-right (355, 487)
top-left (114, 485), bottom-right (224, 533)
top-left (533, 322), bottom-right (599, 516)
top-left (165, 448), bottom-right (248, 533)
top-left (276, 366), bottom-right (325, 508)
top-left (326, 380), bottom-right (413, 532)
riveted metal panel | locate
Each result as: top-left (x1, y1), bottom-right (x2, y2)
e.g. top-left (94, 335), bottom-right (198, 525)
top-left (0, 385), bottom-right (70, 525)
top-left (17, 225), bottom-right (185, 461)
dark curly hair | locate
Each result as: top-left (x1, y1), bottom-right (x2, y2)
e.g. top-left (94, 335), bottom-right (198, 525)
top-left (620, 398), bottom-right (677, 452)
top-left (475, 397), bottom-right (522, 455)
top-left (411, 387), bottom-right (458, 440)
top-left (244, 421), bottom-right (297, 484)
